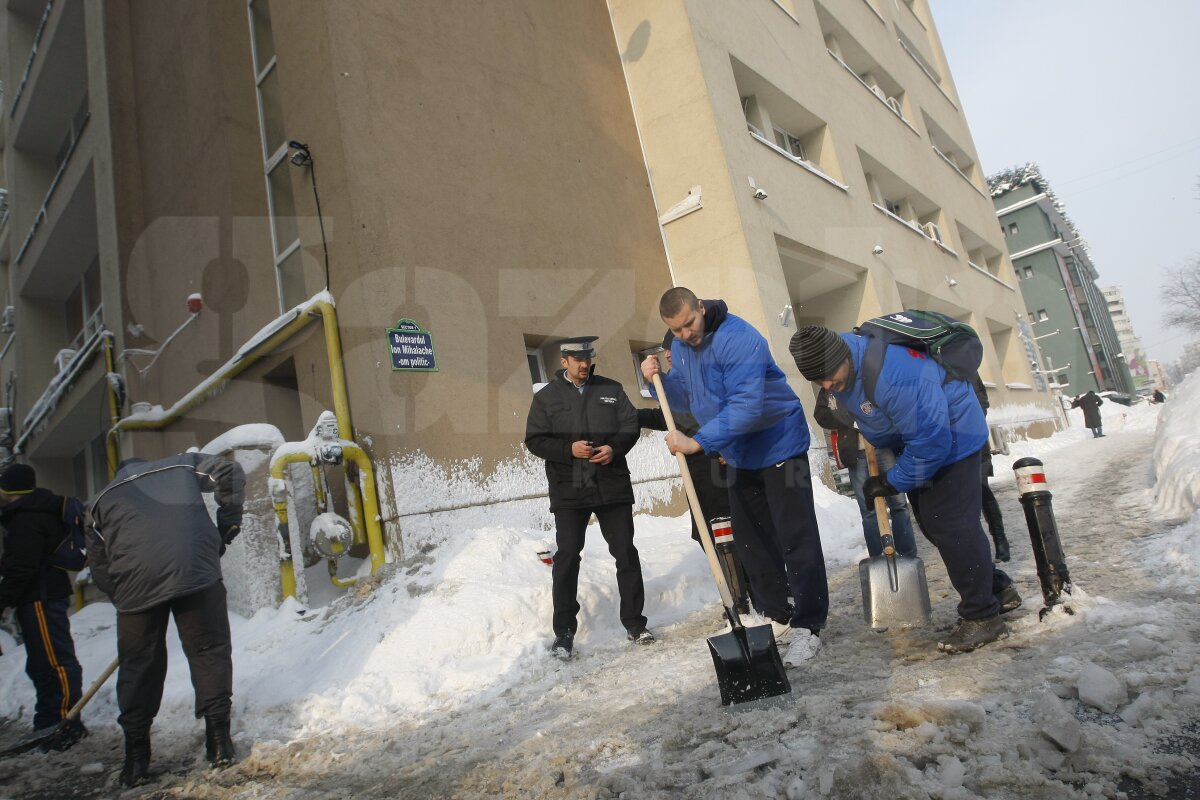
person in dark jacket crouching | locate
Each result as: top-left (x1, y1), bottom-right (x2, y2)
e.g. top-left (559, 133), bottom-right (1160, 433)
top-left (0, 463), bottom-right (86, 749)
top-left (88, 452), bottom-right (244, 787)
top-left (525, 336), bottom-right (652, 659)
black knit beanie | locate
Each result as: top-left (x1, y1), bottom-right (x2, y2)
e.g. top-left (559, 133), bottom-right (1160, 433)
top-left (789, 325), bottom-right (851, 381)
top-left (0, 463), bottom-right (36, 494)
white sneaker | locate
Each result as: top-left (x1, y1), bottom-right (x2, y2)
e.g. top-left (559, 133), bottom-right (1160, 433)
top-left (783, 631), bottom-right (821, 666)
top-left (743, 612), bottom-right (792, 643)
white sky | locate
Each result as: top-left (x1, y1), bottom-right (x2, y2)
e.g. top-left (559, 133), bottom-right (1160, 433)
top-left (927, 0), bottom-right (1200, 367)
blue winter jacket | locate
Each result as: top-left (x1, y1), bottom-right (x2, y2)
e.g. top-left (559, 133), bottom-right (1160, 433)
top-left (654, 308), bottom-right (810, 469)
top-left (831, 332), bottom-right (987, 492)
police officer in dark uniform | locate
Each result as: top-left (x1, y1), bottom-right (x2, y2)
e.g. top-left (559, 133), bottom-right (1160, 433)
top-left (525, 336), bottom-right (652, 658)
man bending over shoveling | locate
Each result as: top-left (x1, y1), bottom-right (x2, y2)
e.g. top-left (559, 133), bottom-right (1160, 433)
top-left (789, 325), bottom-right (1020, 653)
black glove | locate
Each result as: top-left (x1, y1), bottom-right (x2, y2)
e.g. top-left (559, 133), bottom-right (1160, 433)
top-left (863, 475), bottom-right (900, 500)
top-left (220, 524), bottom-right (241, 546)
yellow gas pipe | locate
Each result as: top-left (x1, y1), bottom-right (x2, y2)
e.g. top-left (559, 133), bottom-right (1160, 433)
top-left (104, 297), bottom-right (390, 601)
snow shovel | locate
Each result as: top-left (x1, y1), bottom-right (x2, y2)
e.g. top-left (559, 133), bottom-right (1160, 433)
top-left (652, 372), bottom-right (790, 706)
top-left (0, 655), bottom-right (119, 757)
top-left (857, 442), bottom-right (932, 630)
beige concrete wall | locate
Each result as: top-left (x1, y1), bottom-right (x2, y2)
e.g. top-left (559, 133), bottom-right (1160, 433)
top-left (95, 0), bottom-right (674, 476)
top-left (610, 0), bottom-right (1053, 419)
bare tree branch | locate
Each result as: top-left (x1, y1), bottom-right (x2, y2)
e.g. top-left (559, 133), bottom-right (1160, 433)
top-left (1161, 255), bottom-right (1200, 333)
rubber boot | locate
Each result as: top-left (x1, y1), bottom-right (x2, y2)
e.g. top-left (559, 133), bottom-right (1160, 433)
top-left (120, 733), bottom-right (151, 787)
top-left (205, 716), bottom-right (236, 768)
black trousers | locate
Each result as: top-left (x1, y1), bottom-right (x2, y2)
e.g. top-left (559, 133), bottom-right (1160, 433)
top-left (15, 597), bottom-right (83, 729)
top-left (552, 504), bottom-right (646, 635)
top-left (908, 452), bottom-right (1012, 619)
top-left (116, 581), bottom-right (233, 737)
top-left (726, 454), bottom-right (829, 632)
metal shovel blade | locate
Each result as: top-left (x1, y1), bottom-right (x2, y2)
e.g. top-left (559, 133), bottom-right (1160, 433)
top-left (858, 553), bottom-right (933, 629)
top-left (707, 624), bottom-right (791, 706)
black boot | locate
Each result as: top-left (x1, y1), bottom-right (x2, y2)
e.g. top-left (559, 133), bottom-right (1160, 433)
top-left (992, 532), bottom-right (1011, 563)
top-left (205, 716), bottom-right (236, 768)
top-left (120, 733), bottom-right (151, 787)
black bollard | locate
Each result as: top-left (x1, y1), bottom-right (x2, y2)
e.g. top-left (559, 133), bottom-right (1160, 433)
top-left (710, 517), bottom-right (749, 612)
top-left (1013, 457), bottom-right (1074, 619)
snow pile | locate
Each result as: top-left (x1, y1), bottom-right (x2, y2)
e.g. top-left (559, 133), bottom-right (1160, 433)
top-left (2, 382), bottom-right (1198, 797)
top-left (1153, 369), bottom-right (1200, 521)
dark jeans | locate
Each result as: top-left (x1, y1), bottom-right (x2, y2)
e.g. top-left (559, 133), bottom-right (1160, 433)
top-left (726, 454), bottom-right (829, 632)
top-left (908, 452), bottom-right (1012, 619)
top-left (552, 504), bottom-right (646, 635)
top-left (116, 581), bottom-right (233, 736)
top-left (15, 598), bottom-right (83, 729)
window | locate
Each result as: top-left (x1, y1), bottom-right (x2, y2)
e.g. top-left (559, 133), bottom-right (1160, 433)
top-left (773, 126), bottom-right (806, 161)
top-left (885, 199), bottom-right (902, 217)
top-left (1008, 222), bottom-right (1019, 236)
top-left (72, 434), bottom-right (110, 499)
top-left (64, 258), bottom-right (102, 347)
top-left (1037, 309), bottom-right (1049, 322)
top-left (526, 347), bottom-right (547, 384)
top-left (630, 344), bottom-right (658, 398)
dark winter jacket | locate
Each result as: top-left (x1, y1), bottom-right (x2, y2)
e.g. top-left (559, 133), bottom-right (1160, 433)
top-left (1071, 391), bottom-right (1104, 428)
top-left (638, 407), bottom-right (730, 539)
top-left (812, 388), bottom-right (860, 469)
top-left (653, 301), bottom-right (811, 469)
top-left (971, 374), bottom-right (994, 478)
top-left (526, 370), bottom-right (639, 512)
top-left (0, 488), bottom-right (74, 609)
top-left (88, 452), bottom-right (245, 613)
top-left (830, 332), bottom-right (987, 492)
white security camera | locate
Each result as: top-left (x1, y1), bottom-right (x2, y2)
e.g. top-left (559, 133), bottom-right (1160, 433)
top-left (872, 245), bottom-right (884, 255)
top-left (753, 188), bottom-right (768, 200)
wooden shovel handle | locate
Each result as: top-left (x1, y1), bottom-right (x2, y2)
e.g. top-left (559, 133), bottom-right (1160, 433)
top-left (862, 440), bottom-right (895, 556)
top-left (651, 371), bottom-right (737, 610)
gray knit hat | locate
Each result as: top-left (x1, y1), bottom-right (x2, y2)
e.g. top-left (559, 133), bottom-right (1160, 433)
top-left (789, 326), bottom-right (851, 381)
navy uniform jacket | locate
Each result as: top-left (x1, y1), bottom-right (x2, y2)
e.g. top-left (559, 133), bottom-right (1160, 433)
top-left (525, 370), bottom-right (639, 512)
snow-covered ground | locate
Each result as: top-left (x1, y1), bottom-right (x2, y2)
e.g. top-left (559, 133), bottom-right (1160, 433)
top-left (1, 376), bottom-right (1198, 798)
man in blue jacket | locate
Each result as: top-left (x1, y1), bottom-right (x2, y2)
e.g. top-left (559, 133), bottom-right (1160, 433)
top-left (789, 325), bottom-right (1019, 653)
top-left (641, 288), bottom-right (828, 665)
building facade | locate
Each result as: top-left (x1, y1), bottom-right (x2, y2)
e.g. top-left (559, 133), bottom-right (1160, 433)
top-left (2, 0), bottom-right (1056, 608)
top-left (990, 164), bottom-right (1135, 396)
top-left (609, 0), bottom-right (1054, 421)
top-left (1102, 285), bottom-right (1152, 392)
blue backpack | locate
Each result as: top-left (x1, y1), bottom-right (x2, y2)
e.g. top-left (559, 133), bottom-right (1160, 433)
top-left (855, 310), bottom-right (983, 404)
top-left (48, 496), bottom-right (88, 572)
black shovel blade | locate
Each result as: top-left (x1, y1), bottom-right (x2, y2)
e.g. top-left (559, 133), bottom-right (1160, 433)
top-left (707, 624), bottom-right (791, 706)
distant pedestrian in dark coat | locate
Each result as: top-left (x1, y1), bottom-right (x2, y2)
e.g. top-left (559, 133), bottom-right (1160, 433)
top-left (1071, 391), bottom-right (1104, 437)
top-left (88, 452), bottom-right (244, 787)
top-left (0, 463), bottom-right (86, 749)
top-left (525, 336), bottom-right (652, 660)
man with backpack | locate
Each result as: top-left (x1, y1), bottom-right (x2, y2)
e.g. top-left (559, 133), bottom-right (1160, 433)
top-left (88, 452), bottom-right (244, 787)
top-left (789, 322), bottom-right (1020, 654)
top-left (0, 462), bottom-right (86, 749)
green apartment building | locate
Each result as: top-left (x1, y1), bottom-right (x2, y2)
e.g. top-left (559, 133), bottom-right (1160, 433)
top-left (990, 165), bottom-right (1134, 396)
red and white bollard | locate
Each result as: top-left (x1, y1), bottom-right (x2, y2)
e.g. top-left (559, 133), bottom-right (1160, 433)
top-left (1013, 457), bottom-right (1074, 618)
top-left (710, 517), bottom-right (749, 611)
